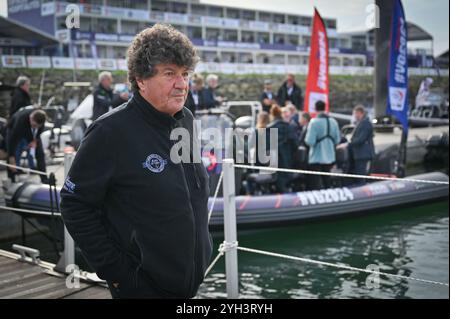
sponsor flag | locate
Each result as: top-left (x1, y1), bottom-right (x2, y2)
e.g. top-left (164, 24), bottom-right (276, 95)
top-left (387, 0), bottom-right (409, 133)
top-left (304, 8), bottom-right (329, 116)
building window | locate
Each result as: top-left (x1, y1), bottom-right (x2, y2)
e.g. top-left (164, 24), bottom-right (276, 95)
top-left (325, 19), bottom-right (337, 29)
top-left (274, 34), bottom-right (285, 45)
top-left (300, 17), bottom-right (312, 27)
top-left (208, 6), bottom-right (224, 17)
top-left (202, 51), bottom-right (219, 63)
top-left (206, 28), bottom-right (220, 41)
top-left (187, 27), bottom-right (202, 39)
top-left (287, 15), bottom-right (300, 25)
top-left (257, 33), bottom-right (270, 44)
top-left (288, 55), bottom-right (301, 65)
top-left (226, 9), bottom-right (240, 19)
top-left (242, 31), bottom-right (255, 43)
top-left (329, 39), bottom-right (338, 49)
top-left (172, 2), bottom-right (187, 14)
top-left (259, 12), bottom-right (272, 22)
top-left (330, 57), bottom-right (340, 66)
top-left (273, 14), bottom-right (285, 24)
top-left (288, 35), bottom-right (299, 46)
top-left (242, 10), bottom-right (256, 21)
top-left (191, 4), bottom-right (206, 16)
top-left (224, 30), bottom-right (238, 42)
top-left (222, 52), bottom-right (236, 63)
top-left (152, 0), bottom-right (168, 12)
top-left (238, 52), bottom-right (253, 64)
top-left (303, 36), bottom-right (311, 47)
top-left (108, 0), bottom-right (147, 9)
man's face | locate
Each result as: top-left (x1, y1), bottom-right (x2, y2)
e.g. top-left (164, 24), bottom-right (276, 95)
top-left (353, 110), bottom-right (364, 122)
top-left (194, 81), bottom-right (203, 91)
top-left (299, 116), bottom-right (309, 127)
top-left (282, 109), bottom-right (291, 122)
top-left (21, 81), bottom-right (30, 93)
top-left (29, 118), bottom-right (42, 129)
top-left (286, 75), bottom-right (295, 87)
top-left (264, 83), bottom-right (272, 91)
top-left (208, 79), bottom-right (218, 89)
top-left (101, 76), bottom-right (113, 90)
top-left (138, 64), bottom-right (190, 116)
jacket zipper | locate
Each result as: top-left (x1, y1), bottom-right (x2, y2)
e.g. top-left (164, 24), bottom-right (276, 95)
top-left (170, 127), bottom-right (198, 296)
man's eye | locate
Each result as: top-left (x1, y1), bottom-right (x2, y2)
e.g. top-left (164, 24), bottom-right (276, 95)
top-left (165, 72), bottom-right (174, 77)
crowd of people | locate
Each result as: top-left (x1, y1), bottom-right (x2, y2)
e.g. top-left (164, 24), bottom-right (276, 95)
top-left (248, 77), bottom-right (375, 193)
top-left (0, 72), bottom-right (131, 183)
top-left (1, 70), bottom-right (375, 193)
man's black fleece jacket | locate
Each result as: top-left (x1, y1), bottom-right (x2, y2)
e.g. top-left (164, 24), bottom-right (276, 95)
top-left (60, 92), bottom-right (212, 298)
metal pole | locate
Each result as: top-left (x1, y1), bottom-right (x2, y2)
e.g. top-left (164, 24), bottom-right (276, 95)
top-left (374, 0), bottom-right (395, 118)
top-left (54, 151), bottom-right (76, 273)
top-left (63, 151), bottom-right (75, 268)
top-left (222, 158), bottom-right (239, 299)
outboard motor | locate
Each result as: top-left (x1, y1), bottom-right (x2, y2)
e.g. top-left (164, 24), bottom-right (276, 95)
top-left (424, 133), bottom-right (449, 173)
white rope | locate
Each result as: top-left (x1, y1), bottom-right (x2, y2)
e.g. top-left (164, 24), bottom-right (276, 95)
top-left (204, 244), bottom-right (226, 277)
top-left (204, 241), bottom-right (239, 277)
top-left (0, 161), bottom-right (48, 177)
top-left (237, 246), bottom-right (449, 287)
top-left (234, 164), bottom-right (449, 186)
top-left (208, 171), bottom-right (223, 222)
top-left (0, 205), bottom-right (61, 217)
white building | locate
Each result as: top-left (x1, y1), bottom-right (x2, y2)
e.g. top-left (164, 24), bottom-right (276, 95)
top-left (7, 0), bottom-right (368, 67)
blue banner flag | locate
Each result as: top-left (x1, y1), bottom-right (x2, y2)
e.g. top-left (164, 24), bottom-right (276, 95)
top-left (387, 0), bottom-right (409, 133)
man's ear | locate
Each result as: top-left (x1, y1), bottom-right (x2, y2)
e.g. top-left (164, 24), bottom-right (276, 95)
top-left (136, 78), bottom-right (145, 92)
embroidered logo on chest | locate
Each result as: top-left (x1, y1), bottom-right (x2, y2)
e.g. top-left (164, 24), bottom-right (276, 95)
top-left (142, 154), bottom-right (167, 173)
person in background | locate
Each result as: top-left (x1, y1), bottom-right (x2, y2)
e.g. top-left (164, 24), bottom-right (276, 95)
top-left (298, 112), bottom-right (311, 148)
top-left (10, 76), bottom-right (32, 117)
top-left (260, 79), bottom-right (276, 113)
top-left (305, 101), bottom-right (340, 190)
top-left (281, 106), bottom-right (292, 123)
top-left (277, 73), bottom-right (303, 111)
top-left (253, 111), bottom-right (271, 167)
top-left (245, 111), bottom-right (271, 195)
top-left (185, 73), bottom-right (206, 113)
top-left (7, 109), bottom-right (48, 183)
top-left (346, 104), bottom-right (375, 185)
top-left (268, 104), bottom-right (298, 192)
top-left (92, 71), bottom-right (129, 121)
top-left (203, 74), bottom-right (222, 109)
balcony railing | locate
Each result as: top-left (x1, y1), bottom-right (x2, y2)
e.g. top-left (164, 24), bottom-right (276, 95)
top-left (53, 1), bottom-right (339, 37)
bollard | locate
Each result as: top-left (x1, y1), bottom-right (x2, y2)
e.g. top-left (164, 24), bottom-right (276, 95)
top-left (222, 158), bottom-right (239, 298)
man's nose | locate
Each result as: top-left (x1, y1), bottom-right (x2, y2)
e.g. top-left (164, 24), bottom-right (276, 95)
top-left (174, 75), bottom-right (188, 89)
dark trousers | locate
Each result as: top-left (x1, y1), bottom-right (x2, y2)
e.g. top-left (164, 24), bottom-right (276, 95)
top-left (350, 160), bottom-right (370, 186)
top-left (8, 138), bottom-right (47, 183)
top-left (307, 164), bottom-right (334, 190)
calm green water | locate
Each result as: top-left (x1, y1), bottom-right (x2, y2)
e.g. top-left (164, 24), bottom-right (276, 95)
top-left (1, 202), bottom-right (448, 299)
top-left (197, 201), bottom-right (449, 299)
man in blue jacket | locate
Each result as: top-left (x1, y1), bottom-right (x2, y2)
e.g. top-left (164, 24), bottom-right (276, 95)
top-left (60, 24), bottom-right (212, 299)
top-left (348, 105), bottom-right (375, 185)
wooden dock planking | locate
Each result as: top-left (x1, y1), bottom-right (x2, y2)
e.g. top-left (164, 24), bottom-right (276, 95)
top-left (0, 250), bottom-right (111, 299)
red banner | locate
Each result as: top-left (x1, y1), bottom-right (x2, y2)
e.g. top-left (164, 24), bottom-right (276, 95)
top-left (304, 8), bottom-right (329, 115)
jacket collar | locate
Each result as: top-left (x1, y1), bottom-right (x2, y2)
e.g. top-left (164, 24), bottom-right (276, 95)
top-left (133, 91), bottom-right (185, 128)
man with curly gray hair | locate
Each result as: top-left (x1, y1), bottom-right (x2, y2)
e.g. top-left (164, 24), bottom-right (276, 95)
top-left (61, 24), bottom-right (212, 299)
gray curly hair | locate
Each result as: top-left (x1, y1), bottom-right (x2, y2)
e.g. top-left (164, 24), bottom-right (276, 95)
top-left (127, 24), bottom-right (199, 92)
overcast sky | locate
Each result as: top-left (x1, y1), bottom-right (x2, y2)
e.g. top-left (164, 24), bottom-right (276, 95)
top-left (1, 0), bottom-right (448, 55)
